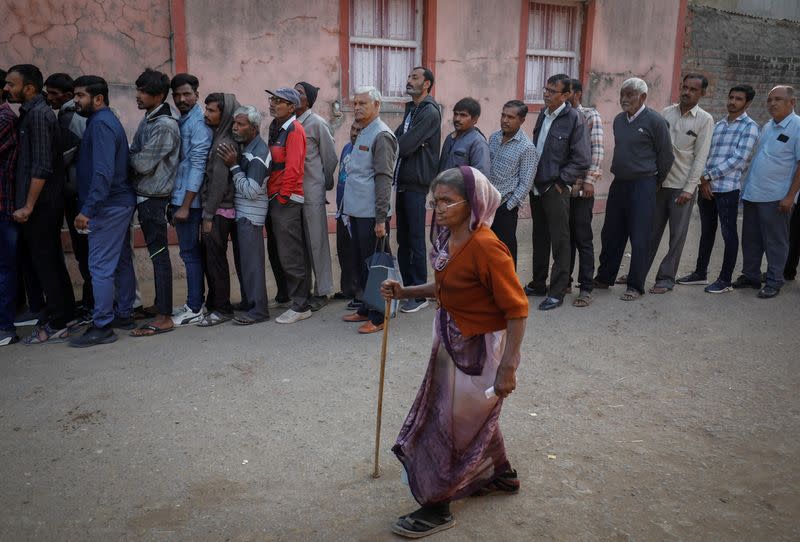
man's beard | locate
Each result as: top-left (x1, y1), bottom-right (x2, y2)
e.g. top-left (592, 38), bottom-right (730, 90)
top-left (75, 102), bottom-right (96, 118)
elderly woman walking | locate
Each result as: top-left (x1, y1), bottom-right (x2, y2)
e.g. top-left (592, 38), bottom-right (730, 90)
top-left (381, 166), bottom-right (528, 538)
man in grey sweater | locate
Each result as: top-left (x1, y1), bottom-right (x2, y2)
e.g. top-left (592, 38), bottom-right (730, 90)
top-left (128, 69), bottom-right (181, 336)
top-left (594, 77), bottom-right (674, 301)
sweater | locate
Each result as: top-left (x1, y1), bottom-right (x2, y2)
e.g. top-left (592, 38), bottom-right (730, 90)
top-left (394, 95), bottom-right (441, 192)
top-left (610, 107), bottom-right (674, 183)
top-left (435, 225), bottom-right (529, 337)
top-left (231, 134), bottom-right (270, 226)
top-left (267, 116), bottom-right (307, 204)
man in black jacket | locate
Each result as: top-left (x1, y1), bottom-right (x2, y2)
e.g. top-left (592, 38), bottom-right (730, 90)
top-left (394, 67), bottom-right (441, 314)
top-left (526, 74), bottom-right (590, 311)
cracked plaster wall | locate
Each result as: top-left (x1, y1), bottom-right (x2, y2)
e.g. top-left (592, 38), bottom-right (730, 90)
top-left (1, 0), bottom-right (173, 136)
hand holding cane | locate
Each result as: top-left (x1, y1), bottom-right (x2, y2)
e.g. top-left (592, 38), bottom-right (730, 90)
top-left (372, 298), bottom-right (392, 478)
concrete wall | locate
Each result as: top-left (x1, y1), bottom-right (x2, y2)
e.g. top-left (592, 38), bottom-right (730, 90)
top-left (582, 0), bottom-right (682, 196)
top-left (682, 5), bottom-right (800, 124)
top-left (0, 0), bottom-right (174, 137)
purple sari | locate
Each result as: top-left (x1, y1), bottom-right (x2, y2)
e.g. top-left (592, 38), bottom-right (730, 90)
top-left (392, 166), bottom-right (514, 505)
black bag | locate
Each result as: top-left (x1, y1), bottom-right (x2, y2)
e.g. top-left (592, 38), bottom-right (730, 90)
top-left (363, 237), bottom-right (400, 316)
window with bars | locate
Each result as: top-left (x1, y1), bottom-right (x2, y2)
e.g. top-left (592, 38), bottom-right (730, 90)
top-left (349, 0), bottom-right (423, 101)
top-left (523, 1), bottom-right (583, 103)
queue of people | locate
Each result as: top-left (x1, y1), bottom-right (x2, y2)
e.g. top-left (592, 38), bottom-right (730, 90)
top-left (1, 63), bottom-right (799, 350)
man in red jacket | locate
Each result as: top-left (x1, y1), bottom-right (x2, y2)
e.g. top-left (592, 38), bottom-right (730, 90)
top-left (265, 87), bottom-right (311, 324)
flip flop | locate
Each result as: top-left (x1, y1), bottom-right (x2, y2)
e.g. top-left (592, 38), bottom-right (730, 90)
top-left (391, 515), bottom-right (455, 539)
top-left (130, 323), bottom-right (174, 337)
top-left (648, 285), bottom-right (671, 294)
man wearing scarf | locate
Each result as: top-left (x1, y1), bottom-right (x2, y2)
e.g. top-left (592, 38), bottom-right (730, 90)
top-left (294, 82), bottom-right (338, 311)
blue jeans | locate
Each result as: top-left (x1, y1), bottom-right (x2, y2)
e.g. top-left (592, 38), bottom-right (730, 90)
top-left (89, 206), bottom-right (136, 327)
top-left (0, 219), bottom-right (18, 331)
top-left (396, 190), bottom-right (427, 288)
top-left (171, 206), bottom-right (204, 312)
top-left (695, 190), bottom-right (739, 283)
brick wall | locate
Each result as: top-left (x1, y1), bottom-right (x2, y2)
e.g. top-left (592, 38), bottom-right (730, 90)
top-left (682, 5), bottom-right (800, 124)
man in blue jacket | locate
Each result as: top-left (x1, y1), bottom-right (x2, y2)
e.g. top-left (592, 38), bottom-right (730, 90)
top-left (394, 67), bottom-right (441, 314)
top-left (526, 74), bottom-right (590, 311)
top-left (69, 76), bottom-right (137, 347)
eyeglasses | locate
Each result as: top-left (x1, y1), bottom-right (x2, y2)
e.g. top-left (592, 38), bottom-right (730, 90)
top-left (427, 199), bottom-right (467, 211)
top-left (542, 86), bottom-right (567, 95)
top-left (269, 96), bottom-right (291, 105)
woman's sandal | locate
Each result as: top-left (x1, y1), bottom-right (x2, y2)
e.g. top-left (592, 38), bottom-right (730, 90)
top-left (471, 469), bottom-right (521, 496)
top-left (392, 510), bottom-right (455, 539)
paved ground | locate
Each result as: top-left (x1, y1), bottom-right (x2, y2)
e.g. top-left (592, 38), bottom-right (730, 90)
top-left (1, 213), bottom-right (799, 541)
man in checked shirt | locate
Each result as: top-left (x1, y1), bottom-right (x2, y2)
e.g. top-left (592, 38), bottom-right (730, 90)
top-left (487, 100), bottom-right (539, 267)
top-left (566, 79), bottom-right (604, 307)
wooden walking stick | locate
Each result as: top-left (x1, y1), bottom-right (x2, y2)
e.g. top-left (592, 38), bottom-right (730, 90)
top-left (372, 299), bottom-right (392, 478)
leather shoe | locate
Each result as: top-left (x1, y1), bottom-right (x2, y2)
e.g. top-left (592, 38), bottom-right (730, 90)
top-left (357, 321), bottom-right (384, 334)
top-left (757, 285), bottom-right (780, 298)
top-left (343, 312), bottom-right (369, 322)
top-left (538, 296), bottom-right (563, 311)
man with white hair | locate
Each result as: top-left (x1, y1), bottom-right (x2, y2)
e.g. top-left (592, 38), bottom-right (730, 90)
top-left (217, 105), bottom-right (270, 323)
top-left (341, 86), bottom-right (398, 334)
top-left (594, 78), bottom-right (674, 301)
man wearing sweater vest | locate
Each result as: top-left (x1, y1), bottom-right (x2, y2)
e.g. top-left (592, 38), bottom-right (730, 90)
top-left (594, 78), bottom-right (674, 301)
top-left (644, 74), bottom-right (714, 294)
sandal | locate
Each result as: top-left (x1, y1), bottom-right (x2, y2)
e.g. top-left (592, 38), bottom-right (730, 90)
top-left (197, 311), bottom-right (231, 327)
top-left (392, 510), bottom-right (455, 539)
top-left (472, 468), bottom-right (520, 496)
top-left (130, 323), bottom-right (174, 337)
top-left (132, 305), bottom-right (158, 320)
top-left (232, 314), bottom-right (269, 326)
top-left (572, 291), bottom-right (593, 307)
top-left (615, 274), bottom-right (628, 285)
top-left (619, 289), bottom-right (641, 301)
top-left (648, 285), bottom-right (671, 294)
top-left (22, 323), bottom-right (71, 345)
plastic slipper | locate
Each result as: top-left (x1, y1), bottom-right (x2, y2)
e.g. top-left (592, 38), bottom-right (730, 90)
top-left (130, 323), bottom-right (174, 337)
top-left (391, 515), bottom-right (455, 539)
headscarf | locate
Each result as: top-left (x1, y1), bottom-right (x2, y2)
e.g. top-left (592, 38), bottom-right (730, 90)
top-left (429, 166), bottom-right (501, 270)
top-left (296, 81), bottom-right (320, 108)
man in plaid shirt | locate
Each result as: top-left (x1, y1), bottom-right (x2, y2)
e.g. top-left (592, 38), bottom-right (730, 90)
top-left (0, 68), bottom-right (20, 346)
top-left (567, 80), bottom-right (603, 307)
top-left (677, 85), bottom-right (760, 293)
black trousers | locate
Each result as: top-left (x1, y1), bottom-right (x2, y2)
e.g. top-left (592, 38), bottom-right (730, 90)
top-left (569, 196), bottom-right (595, 292)
top-left (784, 204), bottom-right (800, 280)
top-left (137, 198), bottom-right (173, 316)
top-left (266, 210), bottom-right (289, 302)
top-left (202, 214), bottom-right (236, 315)
top-left (530, 186), bottom-right (571, 298)
top-left (491, 204), bottom-right (519, 267)
top-left (65, 193), bottom-right (93, 307)
top-left (350, 216), bottom-right (391, 326)
top-left (336, 216), bottom-right (360, 297)
top-left (20, 199), bottom-right (75, 328)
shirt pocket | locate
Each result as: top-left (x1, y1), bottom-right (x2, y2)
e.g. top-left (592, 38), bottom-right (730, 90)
top-left (452, 149), bottom-right (469, 166)
top-left (672, 124), bottom-right (697, 151)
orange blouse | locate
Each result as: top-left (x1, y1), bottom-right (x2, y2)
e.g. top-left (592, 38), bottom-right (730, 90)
top-left (434, 225), bottom-right (529, 336)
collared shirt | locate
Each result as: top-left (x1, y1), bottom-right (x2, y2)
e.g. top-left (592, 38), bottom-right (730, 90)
top-left (577, 105), bottom-right (604, 184)
top-left (532, 102), bottom-right (565, 195)
top-left (627, 104), bottom-right (646, 123)
top-left (661, 103), bottom-right (714, 191)
top-left (231, 134), bottom-right (270, 226)
top-left (438, 127), bottom-right (491, 176)
top-left (703, 112), bottom-right (760, 193)
top-left (172, 103), bottom-right (212, 208)
top-left (742, 112), bottom-right (800, 202)
top-left (14, 94), bottom-right (63, 209)
top-left (488, 129), bottom-right (538, 209)
top-left (0, 102), bottom-right (18, 218)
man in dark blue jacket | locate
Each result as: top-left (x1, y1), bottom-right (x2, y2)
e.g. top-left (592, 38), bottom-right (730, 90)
top-left (527, 74), bottom-right (590, 311)
top-left (69, 76), bottom-right (137, 347)
top-left (394, 67), bottom-right (441, 314)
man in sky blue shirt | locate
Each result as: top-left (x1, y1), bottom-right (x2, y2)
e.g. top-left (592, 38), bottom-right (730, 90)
top-left (169, 73), bottom-right (213, 326)
top-left (736, 85), bottom-right (800, 298)
top-left (69, 76), bottom-right (137, 347)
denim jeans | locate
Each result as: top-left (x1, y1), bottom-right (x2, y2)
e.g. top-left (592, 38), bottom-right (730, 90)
top-left (137, 198), bottom-right (173, 315)
top-left (695, 190), bottom-right (739, 283)
top-left (89, 206), bottom-right (136, 327)
top-left (0, 219), bottom-right (18, 331)
top-left (171, 206), bottom-right (204, 312)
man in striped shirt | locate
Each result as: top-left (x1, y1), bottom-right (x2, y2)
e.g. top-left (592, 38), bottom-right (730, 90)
top-left (677, 85), bottom-right (759, 293)
top-left (567, 79), bottom-right (603, 307)
top-left (217, 105), bottom-right (270, 325)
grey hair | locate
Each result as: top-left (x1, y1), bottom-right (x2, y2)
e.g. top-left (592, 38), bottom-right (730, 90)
top-left (771, 85), bottom-right (795, 98)
top-left (430, 167), bottom-right (467, 199)
top-left (621, 77), bottom-right (648, 95)
top-left (233, 105), bottom-right (263, 128)
top-left (353, 85), bottom-right (382, 102)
